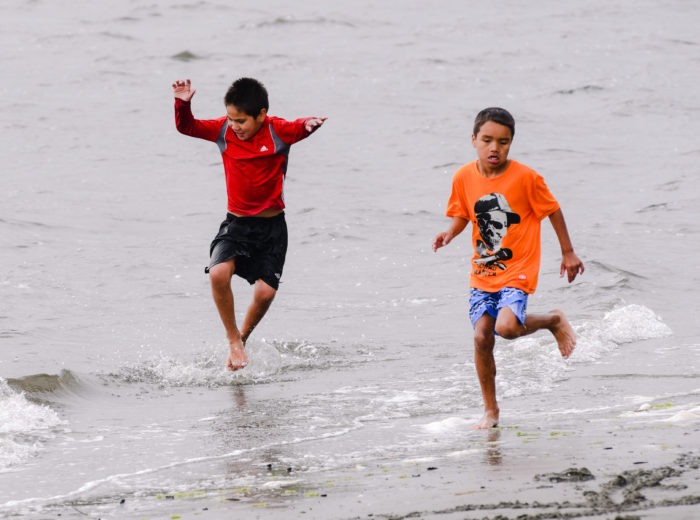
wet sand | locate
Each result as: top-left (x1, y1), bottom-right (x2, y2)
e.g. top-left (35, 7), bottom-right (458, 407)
top-left (62, 396), bottom-right (699, 520)
top-left (31, 336), bottom-right (699, 520)
top-left (105, 437), bottom-right (700, 520)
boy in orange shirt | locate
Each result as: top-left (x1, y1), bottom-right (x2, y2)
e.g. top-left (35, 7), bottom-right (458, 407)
top-left (433, 107), bottom-right (584, 429)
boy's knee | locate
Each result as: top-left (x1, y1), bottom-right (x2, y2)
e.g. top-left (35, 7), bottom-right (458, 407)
top-left (209, 265), bottom-right (233, 290)
top-left (494, 322), bottom-right (522, 340)
top-left (256, 282), bottom-right (277, 304)
top-left (474, 329), bottom-right (495, 351)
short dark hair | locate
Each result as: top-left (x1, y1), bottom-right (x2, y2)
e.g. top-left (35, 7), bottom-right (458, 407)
top-left (224, 77), bottom-right (269, 117)
top-left (473, 107), bottom-right (515, 138)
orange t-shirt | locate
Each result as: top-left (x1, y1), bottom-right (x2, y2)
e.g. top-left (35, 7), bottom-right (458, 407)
top-left (446, 160), bottom-right (559, 294)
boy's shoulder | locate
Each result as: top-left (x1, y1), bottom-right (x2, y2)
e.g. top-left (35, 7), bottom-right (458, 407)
top-left (268, 115), bottom-right (298, 125)
top-left (267, 115), bottom-right (302, 134)
top-left (453, 161), bottom-right (478, 179)
top-left (508, 159), bottom-right (539, 176)
top-left (508, 161), bottom-right (550, 189)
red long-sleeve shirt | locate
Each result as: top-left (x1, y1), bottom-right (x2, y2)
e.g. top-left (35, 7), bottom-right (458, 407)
top-left (174, 98), bottom-right (312, 215)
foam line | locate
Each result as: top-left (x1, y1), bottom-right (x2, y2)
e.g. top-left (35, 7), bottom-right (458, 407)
top-left (0, 419), bottom-right (364, 511)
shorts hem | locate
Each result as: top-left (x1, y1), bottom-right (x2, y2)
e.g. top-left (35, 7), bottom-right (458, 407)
top-left (469, 287), bottom-right (528, 329)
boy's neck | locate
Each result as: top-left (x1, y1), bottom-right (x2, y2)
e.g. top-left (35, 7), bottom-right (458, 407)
top-left (476, 159), bottom-right (511, 178)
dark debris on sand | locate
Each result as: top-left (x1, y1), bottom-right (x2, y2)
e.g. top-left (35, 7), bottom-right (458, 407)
top-left (359, 454), bottom-right (700, 520)
top-left (535, 467), bottom-right (595, 483)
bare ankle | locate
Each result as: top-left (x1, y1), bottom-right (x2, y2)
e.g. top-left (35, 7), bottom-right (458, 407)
top-left (473, 408), bottom-right (500, 430)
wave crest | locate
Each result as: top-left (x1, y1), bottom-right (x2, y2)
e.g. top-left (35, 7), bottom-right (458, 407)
top-left (0, 378), bottom-right (63, 472)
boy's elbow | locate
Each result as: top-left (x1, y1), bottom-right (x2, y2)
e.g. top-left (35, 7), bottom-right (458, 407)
top-left (174, 122), bottom-right (193, 136)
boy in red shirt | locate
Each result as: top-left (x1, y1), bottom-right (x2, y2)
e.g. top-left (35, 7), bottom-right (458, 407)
top-left (433, 107), bottom-right (584, 429)
top-left (172, 78), bottom-right (326, 371)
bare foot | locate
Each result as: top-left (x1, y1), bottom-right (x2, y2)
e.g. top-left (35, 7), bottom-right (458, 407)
top-left (550, 309), bottom-right (576, 359)
top-left (226, 337), bottom-right (248, 371)
top-left (472, 409), bottom-right (499, 430)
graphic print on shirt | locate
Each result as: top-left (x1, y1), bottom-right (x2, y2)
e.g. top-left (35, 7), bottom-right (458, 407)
top-left (473, 193), bottom-right (521, 276)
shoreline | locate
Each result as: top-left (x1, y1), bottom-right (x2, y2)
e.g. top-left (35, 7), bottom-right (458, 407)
top-left (33, 409), bottom-right (700, 520)
top-left (11, 337), bottom-right (700, 520)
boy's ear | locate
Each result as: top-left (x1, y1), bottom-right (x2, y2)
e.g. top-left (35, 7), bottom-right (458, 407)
top-left (256, 108), bottom-right (267, 122)
top-left (471, 134), bottom-right (477, 147)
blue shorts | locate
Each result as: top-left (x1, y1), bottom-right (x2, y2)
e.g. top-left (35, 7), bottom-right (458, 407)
top-left (469, 287), bottom-right (528, 328)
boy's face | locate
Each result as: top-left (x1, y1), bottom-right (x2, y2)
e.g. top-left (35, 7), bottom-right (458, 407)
top-left (226, 105), bottom-right (267, 141)
top-left (472, 121), bottom-right (513, 171)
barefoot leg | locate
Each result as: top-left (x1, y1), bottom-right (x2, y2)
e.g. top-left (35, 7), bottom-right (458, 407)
top-left (210, 260), bottom-right (248, 371)
top-left (472, 314), bottom-right (500, 429)
top-left (240, 280), bottom-right (277, 345)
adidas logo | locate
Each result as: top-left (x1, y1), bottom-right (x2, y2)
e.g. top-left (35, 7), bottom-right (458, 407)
top-left (260, 145), bottom-right (268, 152)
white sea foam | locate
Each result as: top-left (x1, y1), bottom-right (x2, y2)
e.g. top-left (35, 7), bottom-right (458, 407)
top-left (261, 478), bottom-right (302, 489)
top-left (666, 409), bottom-right (700, 423)
top-left (573, 304), bottom-right (672, 362)
top-left (629, 396), bottom-right (658, 407)
top-left (110, 339), bottom-right (353, 388)
top-left (601, 304), bottom-right (672, 344)
top-left (386, 390), bottom-right (421, 404)
top-left (110, 343), bottom-right (287, 387)
top-left (497, 304), bottom-right (672, 400)
top-left (638, 406), bottom-right (700, 424)
top-left (0, 378), bottom-right (62, 472)
top-left (423, 417), bottom-right (471, 433)
top-left (622, 401), bottom-right (700, 424)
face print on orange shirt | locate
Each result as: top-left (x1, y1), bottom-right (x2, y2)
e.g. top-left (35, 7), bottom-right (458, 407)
top-left (472, 193), bottom-right (521, 272)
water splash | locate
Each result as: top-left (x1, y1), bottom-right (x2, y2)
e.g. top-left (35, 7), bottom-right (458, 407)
top-left (498, 303), bottom-right (672, 398)
top-left (0, 378), bottom-right (63, 472)
top-left (104, 339), bottom-right (357, 388)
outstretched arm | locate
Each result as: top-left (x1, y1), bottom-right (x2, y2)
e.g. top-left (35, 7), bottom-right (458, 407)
top-left (172, 79), bottom-right (196, 102)
top-left (433, 217), bottom-right (469, 252)
top-left (548, 208), bottom-right (584, 283)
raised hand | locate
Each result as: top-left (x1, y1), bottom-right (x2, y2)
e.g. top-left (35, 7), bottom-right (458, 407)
top-left (172, 79), bottom-right (196, 102)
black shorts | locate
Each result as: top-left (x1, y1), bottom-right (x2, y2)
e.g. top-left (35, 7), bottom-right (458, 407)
top-left (206, 212), bottom-right (288, 290)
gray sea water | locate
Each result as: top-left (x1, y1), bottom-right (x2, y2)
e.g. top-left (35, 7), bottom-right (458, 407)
top-left (1, 0), bottom-right (699, 518)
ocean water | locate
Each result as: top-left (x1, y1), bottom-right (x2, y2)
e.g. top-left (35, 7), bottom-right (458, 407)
top-left (1, 0), bottom-right (699, 518)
